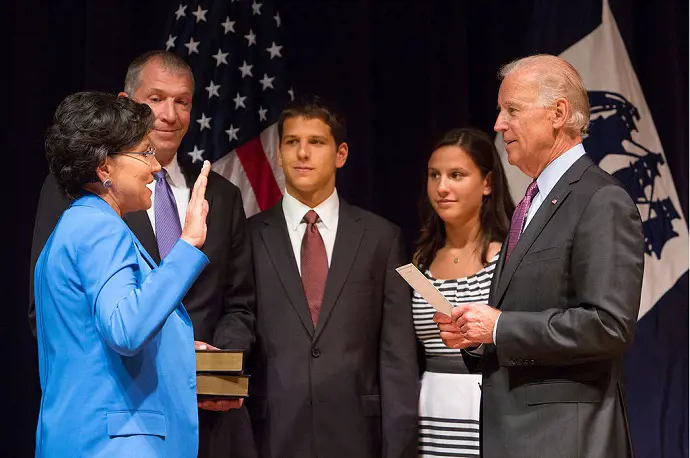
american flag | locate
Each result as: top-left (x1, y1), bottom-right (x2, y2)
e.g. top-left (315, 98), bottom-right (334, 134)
top-left (164, 0), bottom-right (291, 216)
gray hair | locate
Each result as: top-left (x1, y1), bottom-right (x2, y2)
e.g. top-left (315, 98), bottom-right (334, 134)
top-left (123, 50), bottom-right (195, 95)
top-left (499, 54), bottom-right (590, 135)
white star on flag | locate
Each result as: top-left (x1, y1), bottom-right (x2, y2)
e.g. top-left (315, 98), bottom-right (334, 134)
top-left (244, 30), bottom-right (257, 47)
top-left (233, 93), bottom-right (247, 109)
top-left (165, 0), bottom-right (292, 218)
top-left (205, 81), bottom-right (220, 99)
top-left (197, 113), bottom-right (212, 131)
top-left (239, 61), bottom-right (254, 78)
top-left (221, 17), bottom-right (236, 34)
top-left (259, 74), bottom-right (275, 90)
top-left (226, 125), bottom-right (239, 141)
top-left (174, 4), bottom-right (187, 20)
top-left (165, 35), bottom-right (177, 50)
top-left (192, 5), bottom-right (208, 23)
top-left (188, 145), bottom-right (205, 163)
top-left (266, 42), bottom-right (282, 59)
top-left (212, 49), bottom-right (228, 67)
top-left (184, 38), bottom-right (200, 54)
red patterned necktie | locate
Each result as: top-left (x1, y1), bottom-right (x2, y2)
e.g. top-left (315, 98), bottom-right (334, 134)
top-left (505, 180), bottom-right (540, 260)
top-left (300, 210), bottom-right (329, 327)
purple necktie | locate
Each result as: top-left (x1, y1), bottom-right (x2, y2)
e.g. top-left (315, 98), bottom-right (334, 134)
top-left (506, 180), bottom-right (539, 260)
top-left (301, 210), bottom-right (329, 328)
top-left (154, 169), bottom-right (182, 259)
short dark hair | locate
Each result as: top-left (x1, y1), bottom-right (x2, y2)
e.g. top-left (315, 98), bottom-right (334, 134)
top-left (124, 50), bottom-right (195, 95)
top-left (45, 92), bottom-right (154, 200)
top-left (413, 128), bottom-right (516, 269)
top-left (277, 95), bottom-right (347, 145)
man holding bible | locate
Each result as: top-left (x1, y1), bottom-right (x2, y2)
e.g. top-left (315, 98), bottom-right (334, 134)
top-left (434, 54), bottom-right (645, 458)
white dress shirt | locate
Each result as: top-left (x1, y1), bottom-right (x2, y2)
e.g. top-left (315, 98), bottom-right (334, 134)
top-left (282, 188), bottom-right (339, 274)
top-left (146, 156), bottom-right (190, 234)
top-left (493, 143), bottom-right (586, 344)
top-left (524, 143), bottom-right (586, 230)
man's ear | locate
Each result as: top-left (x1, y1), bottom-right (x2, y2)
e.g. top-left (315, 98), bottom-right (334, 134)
top-left (276, 140), bottom-right (284, 168)
top-left (552, 97), bottom-right (569, 130)
top-left (335, 142), bottom-right (348, 169)
top-left (117, 92), bottom-right (130, 99)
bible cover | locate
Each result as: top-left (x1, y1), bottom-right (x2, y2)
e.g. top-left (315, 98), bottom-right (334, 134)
top-left (195, 349), bottom-right (243, 373)
top-left (196, 373), bottom-right (249, 398)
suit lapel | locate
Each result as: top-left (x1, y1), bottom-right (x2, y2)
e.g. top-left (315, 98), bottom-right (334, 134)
top-left (488, 238), bottom-right (509, 306)
top-left (133, 237), bottom-right (158, 270)
top-left (493, 155), bottom-right (594, 306)
top-left (124, 211), bottom-right (161, 265)
top-left (314, 200), bottom-right (364, 341)
top-left (259, 203), bottom-right (315, 338)
top-left (131, 231), bottom-right (192, 325)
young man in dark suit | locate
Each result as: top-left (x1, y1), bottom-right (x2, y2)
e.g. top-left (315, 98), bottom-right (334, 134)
top-left (247, 97), bottom-right (418, 458)
top-left (435, 54), bottom-right (644, 458)
top-left (29, 51), bottom-right (257, 458)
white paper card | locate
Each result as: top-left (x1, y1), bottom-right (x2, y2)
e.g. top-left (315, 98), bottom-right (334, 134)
top-left (395, 263), bottom-right (453, 316)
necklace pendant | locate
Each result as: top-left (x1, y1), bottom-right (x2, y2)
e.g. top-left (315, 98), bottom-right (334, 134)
top-left (453, 258), bottom-right (459, 264)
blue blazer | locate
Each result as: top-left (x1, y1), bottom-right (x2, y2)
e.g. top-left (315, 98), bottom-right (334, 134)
top-left (34, 193), bottom-right (209, 457)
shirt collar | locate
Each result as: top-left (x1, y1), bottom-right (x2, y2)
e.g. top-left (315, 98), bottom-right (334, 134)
top-left (162, 154), bottom-right (186, 189)
top-left (282, 188), bottom-right (339, 231)
top-left (536, 143), bottom-right (586, 198)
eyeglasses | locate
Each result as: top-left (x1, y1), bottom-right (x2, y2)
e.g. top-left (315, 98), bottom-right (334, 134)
top-left (109, 144), bottom-right (156, 166)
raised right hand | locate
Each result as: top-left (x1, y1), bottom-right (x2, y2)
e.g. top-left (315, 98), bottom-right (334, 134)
top-left (181, 160), bottom-right (211, 249)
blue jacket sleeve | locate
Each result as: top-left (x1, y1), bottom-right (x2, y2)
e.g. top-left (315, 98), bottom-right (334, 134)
top-left (78, 220), bottom-right (209, 356)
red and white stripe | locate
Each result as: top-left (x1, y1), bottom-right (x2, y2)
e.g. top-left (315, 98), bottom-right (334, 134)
top-left (212, 124), bottom-right (285, 217)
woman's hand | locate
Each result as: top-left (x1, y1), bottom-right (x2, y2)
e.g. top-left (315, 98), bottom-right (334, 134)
top-left (181, 161), bottom-right (211, 249)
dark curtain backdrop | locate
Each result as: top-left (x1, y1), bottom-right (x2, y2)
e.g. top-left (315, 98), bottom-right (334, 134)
top-left (3, 1), bottom-right (686, 456)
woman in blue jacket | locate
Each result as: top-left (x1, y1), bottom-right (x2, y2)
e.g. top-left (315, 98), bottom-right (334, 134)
top-left (34, 92), bottom-right (211, 457)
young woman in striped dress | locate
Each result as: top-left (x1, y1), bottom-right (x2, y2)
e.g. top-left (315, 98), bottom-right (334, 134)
top-left (412, 128), bottom-right (514, 457)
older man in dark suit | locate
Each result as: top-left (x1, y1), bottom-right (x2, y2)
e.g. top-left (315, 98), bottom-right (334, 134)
top-left (29, 51), bottom-right (257, 458)
top-left (435, 54), bottom-right (644, 458)
top-left (246, 96), bottom-right (418, 458)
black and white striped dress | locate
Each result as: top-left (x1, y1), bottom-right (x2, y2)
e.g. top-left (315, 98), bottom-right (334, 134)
top-left (413, 254), bottom-right (498, 457)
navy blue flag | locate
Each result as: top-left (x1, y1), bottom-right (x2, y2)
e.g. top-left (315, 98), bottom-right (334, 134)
top-left (496, 1), bottom-right (688, 456)
top-left (164, 0), bottom-right (291, 216)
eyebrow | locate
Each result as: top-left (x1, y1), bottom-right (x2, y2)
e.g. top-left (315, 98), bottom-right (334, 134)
top-left (148, 88), bottom-right (193, 98)
top-left (282, 134), bottom-right (329, 140)
top-left (429, 166), bottom-right (467, 171)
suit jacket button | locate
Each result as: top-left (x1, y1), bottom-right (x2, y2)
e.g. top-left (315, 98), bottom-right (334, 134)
top-left (311, 348), bottom-right (321, 358)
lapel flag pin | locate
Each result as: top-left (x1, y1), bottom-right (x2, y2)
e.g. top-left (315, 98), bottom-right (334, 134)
top-left (551, 198), bottom-right (558, 205)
